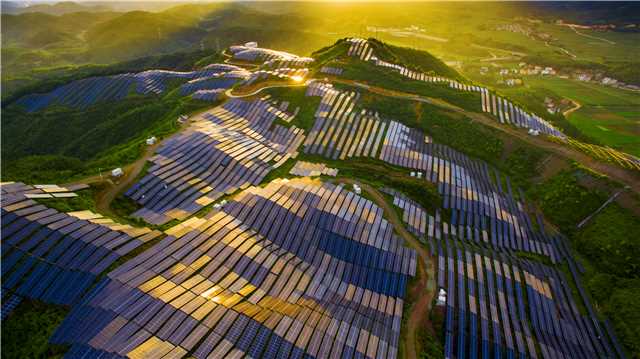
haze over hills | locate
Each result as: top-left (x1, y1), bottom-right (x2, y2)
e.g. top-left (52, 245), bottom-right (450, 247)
top-left (1, 2), bottom-right (639, 359)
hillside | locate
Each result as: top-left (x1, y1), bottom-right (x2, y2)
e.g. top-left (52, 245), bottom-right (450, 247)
top-left (1, 28), bottom-right (639, 359)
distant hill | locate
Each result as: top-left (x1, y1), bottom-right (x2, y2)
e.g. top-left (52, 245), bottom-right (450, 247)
top-left (313, 38), bottom-right (463, 80)
top-left (1, 2), bottom-right (328, 97)
top-left (1, 1), bottom-right (112, 15)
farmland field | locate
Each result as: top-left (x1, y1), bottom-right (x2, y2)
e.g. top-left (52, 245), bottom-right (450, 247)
top-left (502, 76), bottom-right (640, 156)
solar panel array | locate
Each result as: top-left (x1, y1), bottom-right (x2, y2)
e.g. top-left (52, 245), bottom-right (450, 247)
top-left (126, 98), bottom-right (306, 225)
top-left (380, 188), bottom-right (428, 241)
top-left (304, 82), bottom-right (557, 261)
top-left (16, 66), bottom-right (249, 112)
top-left (1, 189), bottom-right (162, 306)
top-left (347, 38), bottom-right (374, 61)
top-left (564, 137), bottom-right (640, 171)
top-left (480, 89), bottom-right (564, 138)
top-left (52, 178), bottom-right (416, 359)
top-left (1, 294), bottom-right (22, 321)
top-left (244, 68), bottom-right (310, 86)
top-left (289, 161), bottom-right (338, 177)
top-left (346, 38), bottom-right (565, 139)
top-left (320, 66), bottom-right (343, 76)
top-left (436, 238), bottom-right (625, 359)
top-left (179, 70), bottom-right (251, 96)
top-left (1, 182), bottom-right (89, 199)
top-left (229, 45), bottom-right (314, 67)
top-left (304, 82), bottom-right (386, 160)
top-left (191, 89), bottom-right (226, 102)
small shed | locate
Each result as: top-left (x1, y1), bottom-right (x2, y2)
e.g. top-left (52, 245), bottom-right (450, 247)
top-left (244, 42), bottom-right (258, 48)
top-left (146, 136), bottom-right (157, 145)
top-left (353, 184), bottom-right (362, 195)
top-left (111, 168), bottom-right (124, 177)
top-left (436, 288), bottom-right (447, 306)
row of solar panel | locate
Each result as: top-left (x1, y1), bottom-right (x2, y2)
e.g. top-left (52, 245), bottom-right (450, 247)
top-left (244, 68), bottom-right (309, 86)
top-left (125, 98), bottom-right (306, 225)
top-left (0, 294), bottom-right (22, 321)
top-left (15, 66), bottom-right (247, 112)
top-left (320, 66), bottom-right (343, 76)
top-left (347, 38), bottom-right (565, 139)
top-left (376, 120), bottom-right (563, 258)
top-left (437, 239), bottom-right (624, 359)
top-left (53, 179), bottom-right (416, 358)
top-left (303, 86), bottom-right (386, 160)
top-left (191, 89), bottom-right (225, 102)
top-left (179, 77), bottom-right (244, 96)
top-left (347, 38), bottom-right (374, 61)
top-left (381, 187), bottom-right (428, 240)
top-left (305, 82), bottom-right (555, 259)
top-left (229, 45), bottom-right (314, 66)
top-left (481, 90), bottom-right (564, 138)
top-left (289, 161), bottom-right (338, 177)
top-left (565, 137), bottom-right (640, 171)
top-left (1, 192), bottom-right (161, 306)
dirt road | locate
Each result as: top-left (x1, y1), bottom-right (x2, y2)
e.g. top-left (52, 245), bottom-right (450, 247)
top-left (65, 109), bottom-right (211, 216)
top-left (336, 178), bottom-right (434, 359)
top-left (562, 99), bottom-right (582, 118)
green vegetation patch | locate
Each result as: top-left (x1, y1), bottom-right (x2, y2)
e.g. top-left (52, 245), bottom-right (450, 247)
top-left (341, 60), bottom-right (481, 112)
top-left (528, 169), bottom-right (604, 233)
top-left (356, 89), bottom-right (547, 189)
top-left (300, 154), bottom-right (443, 212)
top-left (530, 166), bottom-right (640, 356)
top-left (2, 95), bottom-right (213, 184)
top-left (263, 86), bottom-right (321, 131)
top-left (576, 204), bottom-right (640, 278)
top-left (369, 38), bottom-right (463, 80)
top-left (34, 188), bottom-right (98, 213)
top-left (311, 39), bottom-right (350, 66)
top-left (1, 299), bottom-right (70, 359)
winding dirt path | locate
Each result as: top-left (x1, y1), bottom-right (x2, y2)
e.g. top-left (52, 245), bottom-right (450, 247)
top-left (63, 109), bottom-right (211, 216)
top-left (336, 178), bottom-right (434, 359)
top-left (562, 99), bottom-right (582, 118)
top-left (225, 80), bottom-right (310, 98)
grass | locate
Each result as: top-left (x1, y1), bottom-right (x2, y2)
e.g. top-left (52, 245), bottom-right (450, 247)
top-left (2, 94), bottom-right (214, 184)
top-left (1, 299), bottom-right (70, 359)
top-left (369, 38), bottom-right (463, 80)
top-left (503, 76), bottom-right (640, 156)
top-left (263, 86), bottom-right (321, 132)
top-left (340, 59), bottom-right (482, 112)
top-left (299, 153), bottom-right (443, 213)
top-left (529, 166), bottom-right (640, 356)
top-left (34, 188), bottom-right (98, 213)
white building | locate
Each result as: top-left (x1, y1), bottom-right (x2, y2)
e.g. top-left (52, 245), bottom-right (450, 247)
top-left (353, 184), bottom-right (362, 195)
top-left (436, 288), bottom-right (447, 306)
top-left (111, 168), bottom-right (124, 177)
top-left (244, 42), bottom-right (258, 48)
top-left (146, 136), bottom-right (157, 145)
